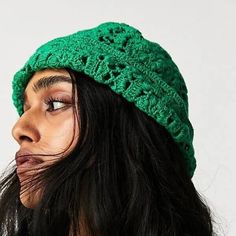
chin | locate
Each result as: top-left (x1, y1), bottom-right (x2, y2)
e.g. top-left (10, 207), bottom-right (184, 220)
top-left (20, 188), bottom-right (41, 209)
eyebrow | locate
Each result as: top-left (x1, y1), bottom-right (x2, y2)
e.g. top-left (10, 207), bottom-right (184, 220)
top-left (23, 75), bottom-right (72, 102)
top-left (32, 75), bottom-right (72, 93)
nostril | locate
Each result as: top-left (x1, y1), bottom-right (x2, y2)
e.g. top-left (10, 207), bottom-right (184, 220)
top-left (19, 135), bottom-right (33, 142)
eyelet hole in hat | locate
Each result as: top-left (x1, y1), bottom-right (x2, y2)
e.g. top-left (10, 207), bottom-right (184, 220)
top-left (185, 144), bottom-right (190, 151)
top-left (173, 129), bottom-right (181, 137)
top-left (103, 73), bottom-right (111, 81)
top-left (118, 63), bottom-right (126, 70)
top-left (118, 48), bottom-right (126, 53)
top-left (98, 55), bottom-right (105, 61)
top-left (112, 71), bottom-right (121, 77)
top-left (167, 116), bottom-right (174, 125)
top-left (98, 36), bottom-right (104, 42)
top-left (124, 80), bottom-right (131, 90)
top-left (81, 56), bottom-right (88, 65)
top-left (139, 90), bottom-right (146, 97)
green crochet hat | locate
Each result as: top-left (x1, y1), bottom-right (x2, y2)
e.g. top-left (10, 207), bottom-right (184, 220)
top-left (12, 22), bottom-right (196, 177)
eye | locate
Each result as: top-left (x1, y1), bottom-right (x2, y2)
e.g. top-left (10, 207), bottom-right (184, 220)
top-left (45, 96), bottom-right (72, 112)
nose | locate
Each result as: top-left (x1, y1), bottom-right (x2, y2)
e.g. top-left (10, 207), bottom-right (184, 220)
top-left (12, 111), bottom-right (40, 145)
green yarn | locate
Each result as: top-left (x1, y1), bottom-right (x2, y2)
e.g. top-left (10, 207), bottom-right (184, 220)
top-left (12, 22), bottom-right (196, 178)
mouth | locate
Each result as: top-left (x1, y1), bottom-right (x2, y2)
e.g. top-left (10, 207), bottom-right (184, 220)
top-left (15, 150), bottom-right (44, 174)
top-left (17, 156), bottom-right (43, 167)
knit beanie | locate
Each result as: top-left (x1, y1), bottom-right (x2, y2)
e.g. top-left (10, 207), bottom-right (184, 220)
top-left (12, 22), bottom-right (196, 178)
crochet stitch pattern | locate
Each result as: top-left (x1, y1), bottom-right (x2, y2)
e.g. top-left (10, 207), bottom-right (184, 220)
top-left (12, 22), bottom-right (196, 177)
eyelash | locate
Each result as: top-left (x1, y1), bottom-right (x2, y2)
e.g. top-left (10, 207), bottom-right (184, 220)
top-left (44, 96), bottom-right (72, 112)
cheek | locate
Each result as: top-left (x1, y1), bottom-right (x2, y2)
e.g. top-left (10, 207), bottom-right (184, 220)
top-left (41, 112), bottom-right (79, 155)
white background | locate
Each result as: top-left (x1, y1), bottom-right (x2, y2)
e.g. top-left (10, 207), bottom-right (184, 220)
top-left (0, 0), bottom-right (235, 235)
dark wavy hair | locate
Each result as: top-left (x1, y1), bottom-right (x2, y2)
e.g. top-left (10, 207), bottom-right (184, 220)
top-left (0, 69), bottom-right (217, 235)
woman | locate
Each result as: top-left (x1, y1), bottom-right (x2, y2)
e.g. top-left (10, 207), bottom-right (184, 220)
top-left (0, 22), bottom-right (215, 235)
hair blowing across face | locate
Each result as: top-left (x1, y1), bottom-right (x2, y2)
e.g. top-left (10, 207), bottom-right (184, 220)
top-left (0, 70), bottom-right (216, 235)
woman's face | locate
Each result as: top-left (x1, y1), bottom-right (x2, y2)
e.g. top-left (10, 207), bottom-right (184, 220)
top-left (12, 68), bottom-right (79, 208)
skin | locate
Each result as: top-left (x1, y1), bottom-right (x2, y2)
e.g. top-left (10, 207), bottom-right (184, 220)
top-left (11, 68), bottom-right (79, 209)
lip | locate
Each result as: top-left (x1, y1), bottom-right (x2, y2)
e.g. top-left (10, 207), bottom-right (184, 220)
top-left (15, 148), bottom-right (44, 169)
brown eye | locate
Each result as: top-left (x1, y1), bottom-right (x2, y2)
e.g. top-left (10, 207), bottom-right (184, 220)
top-left (45, 96), bottom-right (71, 112)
